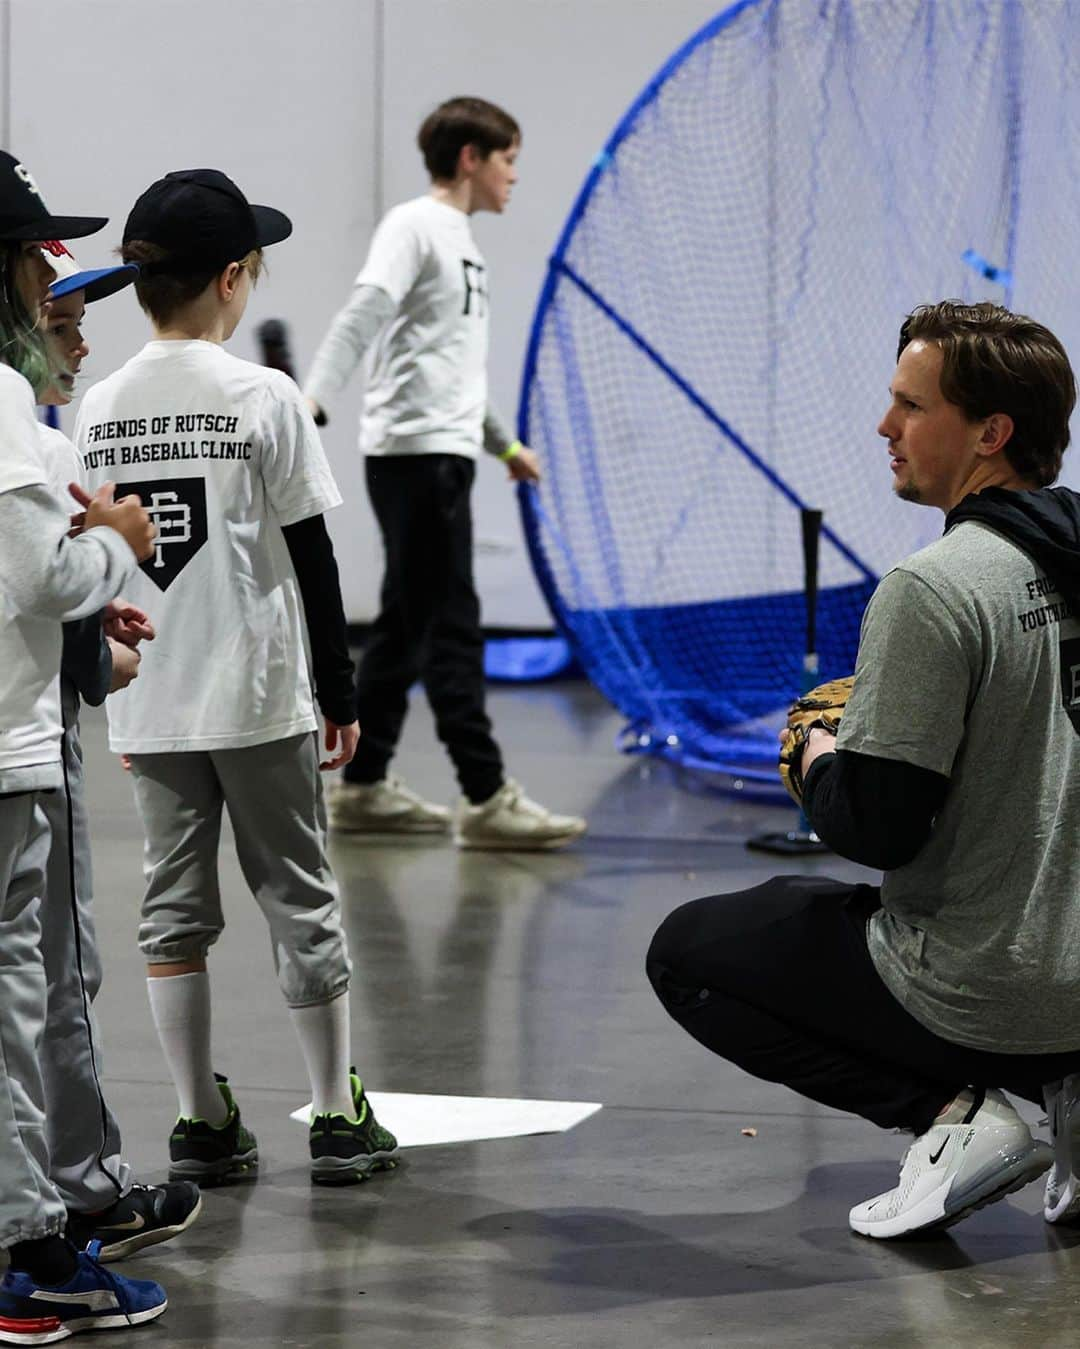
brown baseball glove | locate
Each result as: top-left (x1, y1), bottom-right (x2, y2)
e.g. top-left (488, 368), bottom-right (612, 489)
top-left (778, 675), bottom-right (854, 805)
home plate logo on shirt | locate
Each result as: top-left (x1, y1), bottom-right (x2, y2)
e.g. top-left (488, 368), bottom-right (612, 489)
top-left (123, 477), bottom-right (208, 591)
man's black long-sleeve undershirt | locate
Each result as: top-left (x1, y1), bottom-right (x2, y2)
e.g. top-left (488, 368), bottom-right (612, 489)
top-left (281, 514), bottom-right (355, 727)
top-left (802, 747), bottom-right (949, 870)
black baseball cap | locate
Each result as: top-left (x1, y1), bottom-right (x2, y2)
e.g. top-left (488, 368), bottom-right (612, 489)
top-left (123, 169), bottom-right (292, 269)
top-left (0, 151), bottom-right (107, 241)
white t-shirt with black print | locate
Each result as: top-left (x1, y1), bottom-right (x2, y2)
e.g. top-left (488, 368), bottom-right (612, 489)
top-left (354, 195), bottom-right (490, 458)
top-left (74, 340), bottom-right (342, 753)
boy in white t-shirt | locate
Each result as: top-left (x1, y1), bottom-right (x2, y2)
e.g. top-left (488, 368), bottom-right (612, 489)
top-left (75, 169), bottom-right (397, 1187)
top-left (305, 97), bottom-right (586, 850)
top-left (37, 242), bottom-right (205, 1261)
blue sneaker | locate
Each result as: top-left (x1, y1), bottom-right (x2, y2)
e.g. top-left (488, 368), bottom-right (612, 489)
top-left (0, 1241), bottom-right (166, 1344)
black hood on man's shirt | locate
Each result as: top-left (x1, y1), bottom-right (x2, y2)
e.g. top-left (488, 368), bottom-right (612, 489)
top-left (945, 485), bottom-right (1080, 616)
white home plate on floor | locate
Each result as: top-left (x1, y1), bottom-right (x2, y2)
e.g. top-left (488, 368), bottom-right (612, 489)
top-left (290, 1092), bottom-right (602, 1147)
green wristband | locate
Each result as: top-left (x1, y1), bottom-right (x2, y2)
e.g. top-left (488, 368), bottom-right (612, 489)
top-left (499, 440), bottom-right (523, 462)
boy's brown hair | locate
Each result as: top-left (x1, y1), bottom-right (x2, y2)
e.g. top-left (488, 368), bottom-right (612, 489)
top-left (417, 97), bottom-right (519, 181)
top-left (120, 242), bottom-right (263, 326)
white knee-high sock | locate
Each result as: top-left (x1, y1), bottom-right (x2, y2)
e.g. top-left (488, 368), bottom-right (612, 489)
top-left (289, 990), bottom-right (354, 1118)
top-left (146, 971), bottom-right (228, 1126)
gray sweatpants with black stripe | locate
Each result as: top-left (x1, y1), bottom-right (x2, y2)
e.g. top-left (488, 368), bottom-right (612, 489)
top-left (38, 679), bottom-right (132, 1213)
top-left (0, 793), bottom-right (67, 1248)
top-left (128, 732), bottom-right (350, 1006)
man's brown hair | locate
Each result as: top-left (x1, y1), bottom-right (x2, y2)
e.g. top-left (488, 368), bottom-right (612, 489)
top-left (120, 241), bottom-right (263, 326)
top-left (417, 97), bottom-right (520, 181)
top-left (898, 300), bottom-right (1076, 487)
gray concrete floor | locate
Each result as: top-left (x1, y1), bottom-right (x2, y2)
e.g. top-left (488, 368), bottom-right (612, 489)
top-left (78, 682), bottom-right (1080, 1347)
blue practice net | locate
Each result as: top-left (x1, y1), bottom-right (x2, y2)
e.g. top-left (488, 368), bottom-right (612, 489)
top-left (518, 0), bottom-right (1080, 784)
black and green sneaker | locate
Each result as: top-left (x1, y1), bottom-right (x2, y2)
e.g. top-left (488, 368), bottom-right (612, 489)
top-left (310, 1070), bottom-right (399, 1186)
top-left (168, 1073), bottom-right (259, 1187)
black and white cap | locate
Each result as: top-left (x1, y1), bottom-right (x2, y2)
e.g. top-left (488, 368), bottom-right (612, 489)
top-left (123, 169), bottom-right (292, 269)
top-left (0, 151), bottom-right (107, 241)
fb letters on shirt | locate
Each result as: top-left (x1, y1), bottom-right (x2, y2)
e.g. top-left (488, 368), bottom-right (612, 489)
top-left (122, 477), bottom-right (208, 592)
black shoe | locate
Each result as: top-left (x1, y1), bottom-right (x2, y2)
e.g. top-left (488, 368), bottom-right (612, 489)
top-left (310, 1070), bottom-right (399, 1186)
top-left (169, 1073), bottom-right (259, 1187)
top-left (66, 1182), bottom-right (202, 1263)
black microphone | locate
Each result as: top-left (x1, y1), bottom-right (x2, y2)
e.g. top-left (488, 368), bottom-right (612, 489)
top-left (255, 318), bottom-right (327, 426)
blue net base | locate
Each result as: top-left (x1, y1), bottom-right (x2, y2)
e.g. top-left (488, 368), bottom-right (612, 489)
top-left (559, 578), bottom-right (875, 785)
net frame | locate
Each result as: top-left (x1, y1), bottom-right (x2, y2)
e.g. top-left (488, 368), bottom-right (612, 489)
top-left (515, 0), bottom-right (1057, 788)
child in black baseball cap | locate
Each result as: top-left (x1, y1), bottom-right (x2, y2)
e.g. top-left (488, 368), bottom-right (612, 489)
top-left (0, 150), bottom-right (166, 1340)
top-left (75, 169), bottom-right (398, 1189)
top-left (0, 149), bottom-right (107, 394)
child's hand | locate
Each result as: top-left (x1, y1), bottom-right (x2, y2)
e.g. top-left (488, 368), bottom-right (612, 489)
top-left (320, 719), bottom-right (360, 770)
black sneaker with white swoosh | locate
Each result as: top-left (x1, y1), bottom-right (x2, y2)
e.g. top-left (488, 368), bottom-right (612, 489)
top-left (65, 1182), bottom-right (202, 1262)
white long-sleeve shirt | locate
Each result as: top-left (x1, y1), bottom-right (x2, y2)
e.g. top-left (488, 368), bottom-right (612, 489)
top-left (304, 197), bottom-right (515, 459)
top-left (0, 365), bottom-right (135, 789)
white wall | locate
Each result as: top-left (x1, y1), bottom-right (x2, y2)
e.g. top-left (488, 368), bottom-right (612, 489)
top-left (2, 0), bottom-right (719, 625)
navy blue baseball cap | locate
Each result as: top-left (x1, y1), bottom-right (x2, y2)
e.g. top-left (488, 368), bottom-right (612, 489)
top-left (123, 168), bottom-right (292, 269)
top-left (0, 151), bottom-right (107, 241)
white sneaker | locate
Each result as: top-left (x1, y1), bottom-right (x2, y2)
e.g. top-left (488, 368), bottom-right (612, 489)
top-left (848, 1088), bottom-right (1051, 1239)
top-left (1043, 1075), bottom-right (1080, 1224)
top-left (327, 777), bottom-right (450, 834)
top-left (454, 779), bottom-right (587, 851)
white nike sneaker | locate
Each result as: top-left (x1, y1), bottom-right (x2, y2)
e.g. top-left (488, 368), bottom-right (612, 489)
top-left (1043, 1075), bottom-right (1080, 1224)
top-left (848, 1088), bottom-right (1052, 1239)
top-left (327, 777), bottom-right (450, 834)
top-left (454, 779), bottom-right (587, 851)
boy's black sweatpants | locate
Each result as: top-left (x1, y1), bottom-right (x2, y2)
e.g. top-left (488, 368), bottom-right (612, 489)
top-left (345, 454), bottom-right (504, 804)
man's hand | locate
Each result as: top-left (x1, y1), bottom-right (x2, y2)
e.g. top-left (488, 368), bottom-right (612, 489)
top-left (778, 722), bottom-right (837, 781)
top-left (506, 445), bottom-right (541, 484)
top-left (104, 598), bottom-right (155, 647)
top-left (305, 396), bottom-right (328, 428)
top-left (320, 718), bottom-right (360, 771)
top-left (777, 676), bottom-right (853, 805)
top-left (801, 725), bottom-right (837, 779)
top-left (107, 637), bottom-right (141, 693)
top-left (72, 482), bottom-right (156, 562)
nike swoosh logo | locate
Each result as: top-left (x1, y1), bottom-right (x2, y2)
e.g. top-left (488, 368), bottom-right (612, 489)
top-left (101, 1214), bottom-right (146, 1232)
top-left (928, 1139), bottom-right (949, 1165)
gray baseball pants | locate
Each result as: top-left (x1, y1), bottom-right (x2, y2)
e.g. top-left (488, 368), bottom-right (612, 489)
top-left (0, 793), bottom-right (67, 1248)
top-left (128, 732), bottom-right (351, 1007)
top-left (39, 683), bottom-right (131, 1214)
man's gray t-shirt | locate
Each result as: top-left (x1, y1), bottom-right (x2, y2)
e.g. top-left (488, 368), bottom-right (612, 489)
top-left (838, 519), bottom-right (1080, 1053)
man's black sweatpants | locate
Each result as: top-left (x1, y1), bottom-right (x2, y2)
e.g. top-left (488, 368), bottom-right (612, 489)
top-left (345, 454), bottom-right (504, 803)
top-left (646, 876), bottom-right (1080, 1134)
